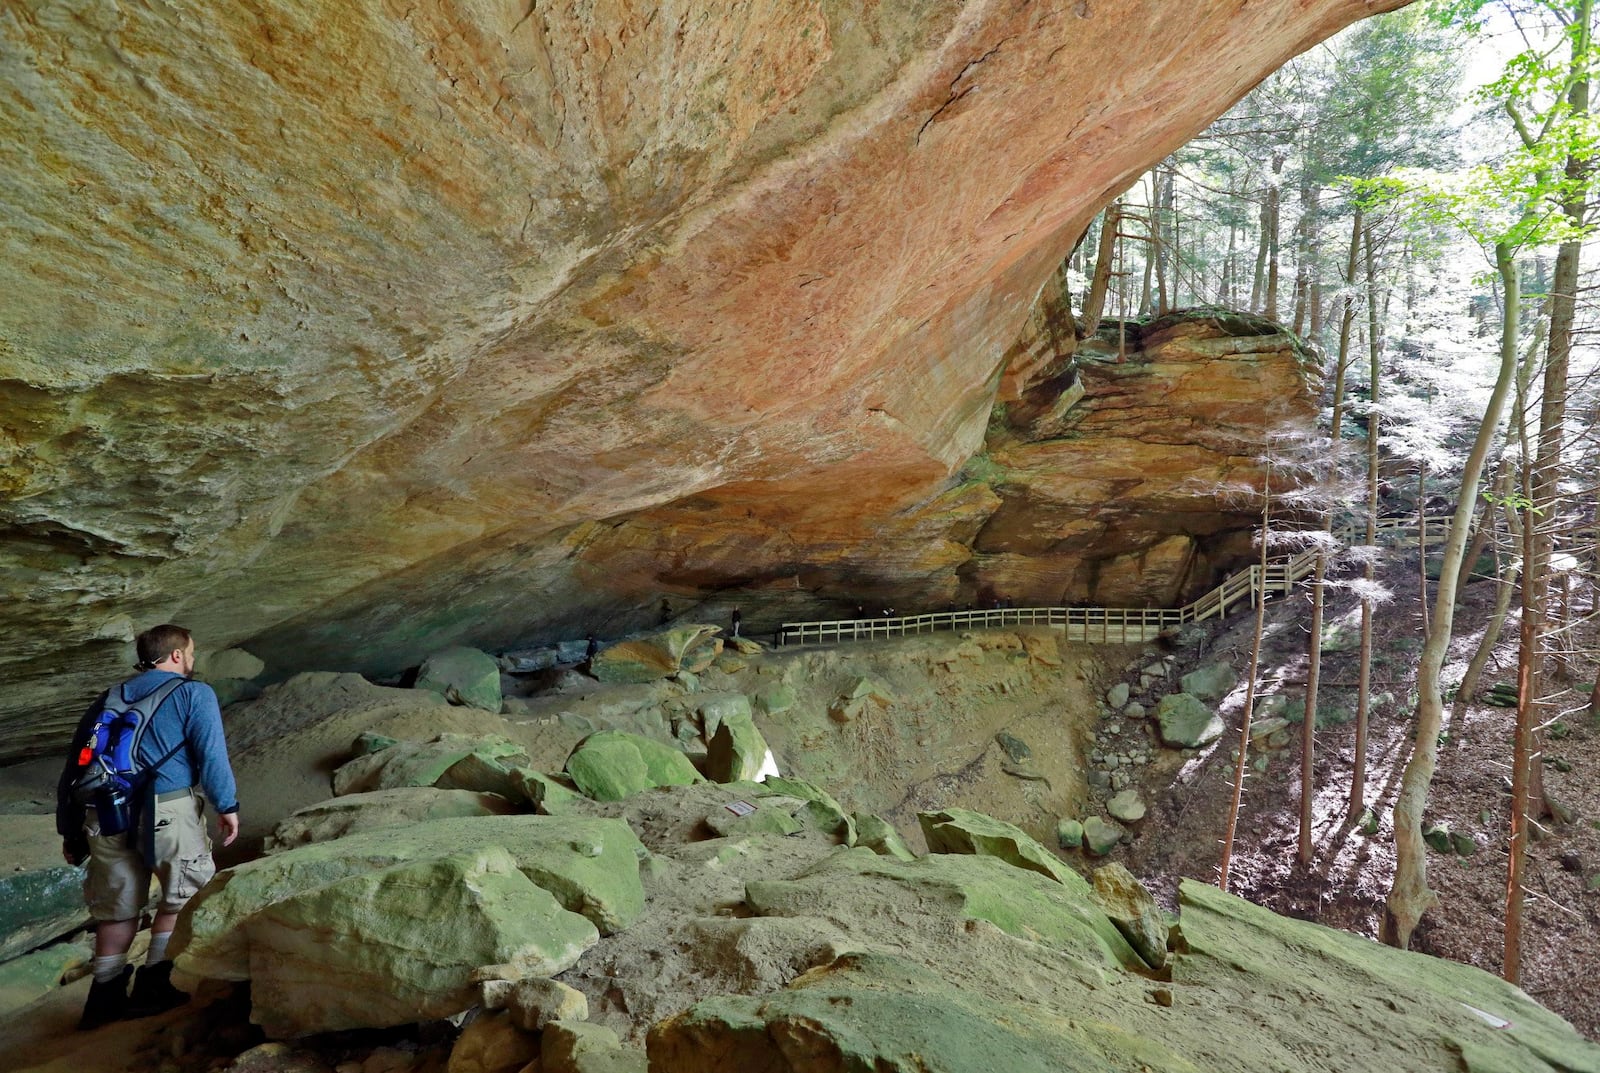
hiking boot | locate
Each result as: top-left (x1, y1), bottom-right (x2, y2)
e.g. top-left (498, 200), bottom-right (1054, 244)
top-left (125, 961), bottom-right (188, 1019)
top-left (78, 965), bottom-right (132, 1030)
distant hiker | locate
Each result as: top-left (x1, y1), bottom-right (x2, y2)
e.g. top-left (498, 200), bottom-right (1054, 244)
top-left (659, 598), bottom-right (672, 625)
top-left (585, 635), bottom-right (600, 668)
top-left (730, 609), bottom-right (742, 638)
top-left (56, 624), bottom-right (240, 1030)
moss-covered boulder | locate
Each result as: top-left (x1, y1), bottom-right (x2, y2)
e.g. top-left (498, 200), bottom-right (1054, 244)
top-left (918, 807), bottom-right (1075, 886)
top-left (564, 731), bottom-right (704, 801)
top-left (174, 815), bottom-right (645, 986)
top-left (649, 952), bottom-right (1137, 1073)
top-left (704, 798), bottom-right (804, 837)
top-left (1156, 693), bottom-right (1225, 748)
top-left (704, 708), bottom-right (769, 784)
top-left (331, 734), bottom-right (530, 798)
top-left (510, 769), bottom-right (585, 815)
top-left (1177, 879), bottom-right (1600, 1073)
top-left (855, 813), bottom-right (916, 861)
top-left (415, 645), bottom-right (503, 712)
top-left (242, 846), bottom-right (597, 1037)
top-left (744, 849), bottom-right (1139, 972)
top-left (264, 787), bottom-right (518, 853)
top-left (1179, 662), bottom-right (1237, 702)
top-left (1083, 816), bottom-right (1125, 856)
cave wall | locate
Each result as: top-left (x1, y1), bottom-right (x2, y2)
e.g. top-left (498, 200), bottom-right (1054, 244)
top-left (0, 0), bottom-right (1401, 758)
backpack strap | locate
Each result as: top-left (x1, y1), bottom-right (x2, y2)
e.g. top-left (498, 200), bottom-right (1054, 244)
top-left (117, 677), bottom-right (189, 775)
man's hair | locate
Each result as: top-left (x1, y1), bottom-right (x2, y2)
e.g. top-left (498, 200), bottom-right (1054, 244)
top-left (134, 624), bottom-right (193, 671)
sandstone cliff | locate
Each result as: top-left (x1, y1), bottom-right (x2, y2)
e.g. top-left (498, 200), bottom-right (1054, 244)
top-left (0, 0), bottom-right (1397, 757)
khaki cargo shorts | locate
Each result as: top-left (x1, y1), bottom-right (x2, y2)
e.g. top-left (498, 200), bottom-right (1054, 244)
top-left (83, 790), bottom-right (217, 921)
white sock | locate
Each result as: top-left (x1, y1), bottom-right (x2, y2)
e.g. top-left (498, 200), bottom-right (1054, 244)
top-left (145, 931), bottom-right (172, 965)
top-left (92, 953), bottom-right (128, 983)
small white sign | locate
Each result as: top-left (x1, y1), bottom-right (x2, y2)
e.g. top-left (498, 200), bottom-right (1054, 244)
top-left (724, 800), bottom-right (757, 817)
top-left (1461, 1003), bottom-right (1512, 1030)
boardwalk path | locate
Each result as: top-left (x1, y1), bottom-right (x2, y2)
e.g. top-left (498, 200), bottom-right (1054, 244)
top-left (775, 514), bottom-right (1452, 647)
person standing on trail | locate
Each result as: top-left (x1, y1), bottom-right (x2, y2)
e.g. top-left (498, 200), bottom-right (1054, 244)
top-left (56, 624), bottom-right (240, 1030)
top-left (731, 609), bottom-right (742, 638)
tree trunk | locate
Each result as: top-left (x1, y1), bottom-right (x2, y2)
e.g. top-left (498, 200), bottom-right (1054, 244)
top-left (1456, 486), bottom-right (1520, 709)
top-left (1082, 202), bottom-right (1121, 337)
top-left (1301, 274), bottom-right (1354, 863)
top-left (1155, 168), bottom-right (1172, 314)
top-left (1383, 239), bottom-right (1523, 950)
top-left (1349, 207), bottom-right (1374, 817)
top-left (1507, 15), bottom-right (1589, 974)
top-left (1265, 149), bottom-right (1285, 322)
top-left (1454, 489), bottom-right (1495, 601)
top-left (1251, 196), bottom-right (1269, 312)
top-left (1418, 461), bottom-right (1431, 637)
top-left (1220, 473), bottom-right (1273, 891)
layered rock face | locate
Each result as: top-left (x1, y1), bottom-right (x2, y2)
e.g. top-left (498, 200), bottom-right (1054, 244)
top-left (0, 0), bottom-right (1397, 758)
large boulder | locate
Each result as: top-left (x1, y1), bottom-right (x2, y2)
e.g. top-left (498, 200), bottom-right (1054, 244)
top-left (243, 846), bottom-right (597, 1037)
top-left (264, 787), bottom-right (519, 853)
top-left (332, 734), bottom-right (531, 798)
top-left (1156, 693), bottom-right (1225, 749)
top-left (917, 807), bottom-right (1076, 886)
top-left (174, 815), bottom-right (646, 985)
top-left (481, 976), bottom-right (589, 1032)
top-left (0, 814), bottom-right (90, 962)
top-left (704, 708), bottom-right (770, 783)
top-left (1179, 662), bottom-right (1238, 702)
top-left (589, 627), bottom-right (723, 685)
top-left (415, 646), bottom-right (504, 712)
top-left (564, 731), bottom-right (703, 802)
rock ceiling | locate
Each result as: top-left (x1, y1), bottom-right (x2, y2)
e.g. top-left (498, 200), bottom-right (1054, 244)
top-left (0, 0), bottom-right (1402, 758)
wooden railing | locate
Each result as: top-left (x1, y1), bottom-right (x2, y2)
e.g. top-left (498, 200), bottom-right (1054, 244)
top-left (775, 513), bottom-right (1455, 647)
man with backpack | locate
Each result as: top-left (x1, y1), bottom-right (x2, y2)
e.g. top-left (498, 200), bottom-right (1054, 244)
top-left (55, 624), bottom-right (241, 1030)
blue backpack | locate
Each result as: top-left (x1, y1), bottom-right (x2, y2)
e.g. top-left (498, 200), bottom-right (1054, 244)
top-left (70, 678), bottom-right (187, 837)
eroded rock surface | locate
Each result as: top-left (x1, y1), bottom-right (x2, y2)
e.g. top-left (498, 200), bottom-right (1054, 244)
top-left (1, 0), bottom-right (1398, 760)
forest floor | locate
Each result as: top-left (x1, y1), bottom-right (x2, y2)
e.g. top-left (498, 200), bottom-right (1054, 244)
top-left (1119, 545), bottom-right (1600, 1041)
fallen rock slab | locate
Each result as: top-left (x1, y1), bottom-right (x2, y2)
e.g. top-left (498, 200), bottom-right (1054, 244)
top-left (0, 814), bottom-right (90, 962)
top-left (264, 787), bottom-right (519, 853)
top-left (918, 807), bottom-right (1074, 886)
top-left (1091, 863), bottom-right (1167, 970)
top-left (589, 626), bottom-right (723, 685)
top-left (175, 815), bottom-right (645, 985)
top-left (332, 734), bottom-right (531, 798)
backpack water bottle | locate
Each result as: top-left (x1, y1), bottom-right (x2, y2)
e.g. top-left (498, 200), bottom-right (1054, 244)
top-left (70, 679), bottom-right (186, 839)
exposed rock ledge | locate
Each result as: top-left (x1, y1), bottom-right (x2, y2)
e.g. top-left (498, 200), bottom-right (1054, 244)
top-left (0, 0), bottom-right (1396, 758)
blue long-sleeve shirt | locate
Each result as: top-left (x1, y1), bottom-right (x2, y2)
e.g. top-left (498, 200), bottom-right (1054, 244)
top-left (121, 670), bottom-right (238, 811)
top-left (57, 671), bottom-right (238, 838)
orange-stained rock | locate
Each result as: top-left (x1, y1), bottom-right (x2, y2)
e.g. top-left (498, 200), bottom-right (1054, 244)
top-left (0, 1), bottom-right (1393, 758)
